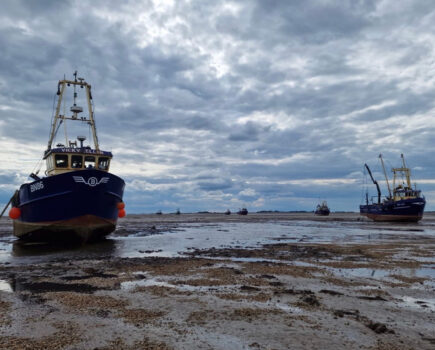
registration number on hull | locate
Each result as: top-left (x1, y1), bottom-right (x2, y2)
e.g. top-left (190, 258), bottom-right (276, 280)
top-left (30, 181), bottom-right (44, 193)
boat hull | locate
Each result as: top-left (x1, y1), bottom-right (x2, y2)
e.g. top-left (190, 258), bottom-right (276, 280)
top-left (315, 209), bottom-right (330, 216)
top-left (13, 215), bottom-right (116, 242)
top-left (359, 198), bottom-right (425, 222)
top-left (14, 169), bottom-right (125, 242)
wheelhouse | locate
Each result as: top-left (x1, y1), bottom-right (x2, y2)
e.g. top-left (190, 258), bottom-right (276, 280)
top-left (44, 146), bottom-right (112, 176)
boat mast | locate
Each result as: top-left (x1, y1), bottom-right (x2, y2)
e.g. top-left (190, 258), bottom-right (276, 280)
top-left (379, 154), bottom-right (392, 199)
top-left (47, 82), bottom-right (66, 152)
top-left (46, 72), bottom-right (99, 152)
top-left (83, 77), bottom-right (99, 151)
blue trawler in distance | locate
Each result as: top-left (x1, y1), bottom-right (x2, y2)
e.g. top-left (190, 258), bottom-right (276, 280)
top-left (360, 154), bottom-right (425, 222)
top-left (315, 201), bottom-right (330, 216)
top-left (237, 208), bottom-right (248, 215)
top-left (9, 72), bottom-right (126, 242)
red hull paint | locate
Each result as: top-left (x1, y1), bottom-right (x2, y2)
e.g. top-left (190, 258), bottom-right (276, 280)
top-left (13, 215), bottom-right (116, 243)
top-left (360, 213), bottom-right (423, 222)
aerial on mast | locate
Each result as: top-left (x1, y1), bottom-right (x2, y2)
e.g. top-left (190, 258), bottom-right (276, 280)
top-left (70, 71), bottom-right (83, 119)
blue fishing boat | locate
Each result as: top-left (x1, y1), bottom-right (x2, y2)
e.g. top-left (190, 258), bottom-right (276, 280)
top-left (9, 72), bottom-right (125, 242)
top-left (237, 208), bottom-right (248, 215)
top-left (315, 201), bottom-right (330, 216)
top-left (360, 154), bottom-right (425, 222)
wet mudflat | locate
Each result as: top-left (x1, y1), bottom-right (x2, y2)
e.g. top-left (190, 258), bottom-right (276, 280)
top-left (0, 212), bottom-right (434, 349)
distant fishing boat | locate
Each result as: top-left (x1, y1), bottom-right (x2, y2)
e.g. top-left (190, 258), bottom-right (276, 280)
top-left (315, 201), bottom-right (330, 216)
top-left (156, 210), bottom-right (162, 215)
top-left (8, 72), bottom-right (125, 242)
top-left (224, 209), bottom-right (231, 215)
top-left (237, 208), bottom-right (248, 215)
top-left (360, 154), bottom-right (425, 222)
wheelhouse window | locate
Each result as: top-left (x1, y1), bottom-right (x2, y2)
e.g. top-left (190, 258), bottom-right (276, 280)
top-left (55, 154), bottom-right (68, 168)
top-left (71, 155), bottom-right (83, 168)
top-left (84, 156), bottom-right (96, 168)
top-left (46, 156), bottom-right (53, 170)
top-left (98, 157), bottom-right (110, 170)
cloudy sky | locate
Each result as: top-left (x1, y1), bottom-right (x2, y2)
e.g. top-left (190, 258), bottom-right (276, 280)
top-left (1, 0), bottom-right (435, 213)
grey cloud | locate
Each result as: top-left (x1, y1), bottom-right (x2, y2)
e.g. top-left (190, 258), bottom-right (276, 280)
top-left (197, 178), bottom-right (233, 191)
top-left (228, 122), bottom-right (266, 142)
top-left (249, 0), bottom-right (374, 45)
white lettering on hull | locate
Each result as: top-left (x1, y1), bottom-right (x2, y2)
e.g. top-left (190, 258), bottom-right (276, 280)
top-left (30, 181), bottom-right (44, 192)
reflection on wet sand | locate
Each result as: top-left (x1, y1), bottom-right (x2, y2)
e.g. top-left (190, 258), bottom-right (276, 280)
top-left (0, 279), bottom-right (12, 292)
top-left (11, 239), bottom-right (116, 258)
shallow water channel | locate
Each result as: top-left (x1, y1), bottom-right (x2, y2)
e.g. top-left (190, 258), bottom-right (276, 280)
top-left (0, 217), bottom-right (434, 266)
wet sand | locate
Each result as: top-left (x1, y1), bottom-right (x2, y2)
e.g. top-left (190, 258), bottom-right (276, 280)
top-left (0, 213), bottom-right (434, 349)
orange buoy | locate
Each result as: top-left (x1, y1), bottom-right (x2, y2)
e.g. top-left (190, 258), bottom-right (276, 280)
top-left (117, 202), bottom-right (125, 210)
top-left (118, 209), bottom-right (126, 218)
top-left (9, 207), bottom-right (21, 220)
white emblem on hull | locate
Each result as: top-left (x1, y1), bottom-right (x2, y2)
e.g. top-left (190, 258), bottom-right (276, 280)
top-left (73, 176), bottom-right (109, 187)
